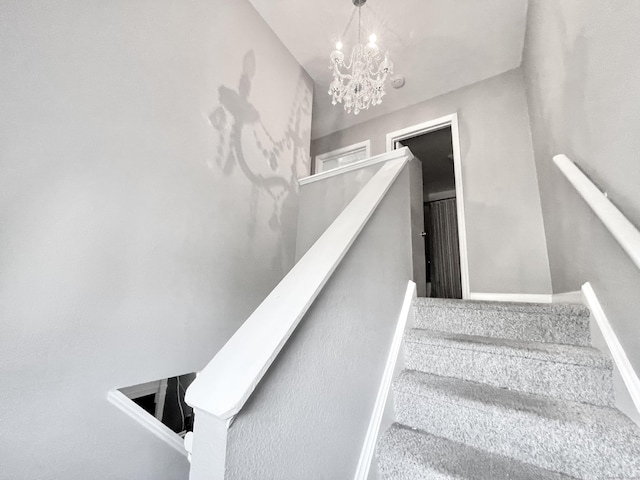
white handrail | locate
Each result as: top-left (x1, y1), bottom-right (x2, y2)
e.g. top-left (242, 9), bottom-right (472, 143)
top-left (185, 147), bottom-right (413, 420)
top-left (554, 154), bottom-right (640, 271)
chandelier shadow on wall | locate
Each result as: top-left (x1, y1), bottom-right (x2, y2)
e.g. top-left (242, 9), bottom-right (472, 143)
top-left (329, 0), bottom-right (393, 115)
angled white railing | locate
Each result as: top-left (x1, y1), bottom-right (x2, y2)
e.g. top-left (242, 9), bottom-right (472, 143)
top-left (554, 154), bottom-right (640, 422)
top-left (185, 147), bottom-right (413, 479)
top-left (554, 154), bottom-right (640, 270)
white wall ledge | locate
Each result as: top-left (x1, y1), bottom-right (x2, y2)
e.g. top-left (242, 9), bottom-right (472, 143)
top-left (299, 147), bottom-right (413, 186)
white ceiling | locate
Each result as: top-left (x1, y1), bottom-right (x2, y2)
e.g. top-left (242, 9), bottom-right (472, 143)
top-left (248, 0), bottom-right (529, 139)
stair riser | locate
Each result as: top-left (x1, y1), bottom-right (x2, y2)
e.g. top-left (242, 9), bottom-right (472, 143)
top-left (405, 342), bottom-right (615, 406)
top-left (413, 306), bottom-right (590, 346)
top-left (394, 389), bottom-right (640, 480)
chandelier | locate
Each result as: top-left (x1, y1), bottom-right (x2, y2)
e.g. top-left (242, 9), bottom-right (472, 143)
top-left (328, 0), bottom-right (393, 115)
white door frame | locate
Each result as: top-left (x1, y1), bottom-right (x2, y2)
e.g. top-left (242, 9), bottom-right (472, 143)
top-left (385, 113), bottom-right (470, 300)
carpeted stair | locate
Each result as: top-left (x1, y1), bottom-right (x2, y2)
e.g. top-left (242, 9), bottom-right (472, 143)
top-left (376, 297), bottom-right (640, 479)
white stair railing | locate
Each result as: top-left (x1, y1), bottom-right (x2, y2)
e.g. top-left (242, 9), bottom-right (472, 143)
top-left (185, 147), bottom-right (413, 479)
top-left (554, 154), bottom-right (640, 270)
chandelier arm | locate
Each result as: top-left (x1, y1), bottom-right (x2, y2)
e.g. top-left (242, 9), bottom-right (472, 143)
top-left (332, 68), bottom-right (353, 81)
top-left (335, 49), bottom-right (356, 71)
top-left (368, 64), bottom-right (382, 75)
top-left (332, 61), bottom-right (354, 76)
top-left (331, 60), bottom-right (354, 79)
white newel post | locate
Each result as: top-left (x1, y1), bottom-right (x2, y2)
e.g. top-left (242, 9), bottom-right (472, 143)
top-left (187, 409), bottom-right (231, 480)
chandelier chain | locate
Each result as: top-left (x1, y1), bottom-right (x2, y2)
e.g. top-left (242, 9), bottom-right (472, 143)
top-left (341, 8), bottom-right (358, 41)
top-left (358, 6), bottom-right (362, 44)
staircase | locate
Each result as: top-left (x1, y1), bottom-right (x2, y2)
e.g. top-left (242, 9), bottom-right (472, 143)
top-left (376, 297), bottom-right (640, 479)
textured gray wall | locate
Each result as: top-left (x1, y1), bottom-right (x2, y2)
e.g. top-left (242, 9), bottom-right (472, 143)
top-left (0, 1), bottom-right (311, 478)
top-left (523, 1), bottom-right (640, 387)
top-left (296, 157), bottom-right (426, 295)
top-left (312, 69), bottom-right (552, 295)
top-left (296, 163), bottom-right (386, 260)
top-left (226, 167), bottom-right (413, 479)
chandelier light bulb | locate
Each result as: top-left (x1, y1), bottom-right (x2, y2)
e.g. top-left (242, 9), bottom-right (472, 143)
top-left (336, 41), bottom-right (343, 50)
top-left (369, 33), bottom-right (377, 44)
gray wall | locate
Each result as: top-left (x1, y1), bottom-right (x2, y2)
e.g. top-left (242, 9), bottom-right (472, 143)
top-left (0, 1), bottom-right (312, 479)
top-left (523, 1), bottom-right (640, 389)
top-left (226, 167), bottom-right (413, 479)
top-left (296, 163), bottom-right (386, 260)
top-left (296, 155), bottom-right (426, 295)
top-left (312, 69), bottom-right (552, 295)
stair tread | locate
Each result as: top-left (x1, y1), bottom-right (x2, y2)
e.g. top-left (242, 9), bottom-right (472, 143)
top-left (377, 423), bottom-right (576, 480)
top-left (405, 328), bottom-right (611, 369)
top-left (412, 298), bottom-right (591, 347)
top-left (394, 369), bottom-right (636, 431)
top-left (414, 297), bottom-right (589, 317)
top-left (384, 299), bottom-right (639, 479)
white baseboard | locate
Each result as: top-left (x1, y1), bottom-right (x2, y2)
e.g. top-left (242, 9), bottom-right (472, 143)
top-left (354, 281), bottom-right (416, 480)
top-left (582, 282), bottom-right (640, 424)
top-left (467, 292), bottom-right (552, 303)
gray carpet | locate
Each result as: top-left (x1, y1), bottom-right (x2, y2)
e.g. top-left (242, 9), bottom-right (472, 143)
top-left (412, 297), bottom-right (591, 346)
top-left (376, 298), bottom-right (640, 479)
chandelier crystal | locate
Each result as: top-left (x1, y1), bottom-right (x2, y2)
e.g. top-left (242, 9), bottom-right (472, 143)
top-left (328, 0), bottom-right (393, 115)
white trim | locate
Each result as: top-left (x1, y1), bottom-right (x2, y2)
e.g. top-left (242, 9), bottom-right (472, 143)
top-left (554, 154), bottom-right (640, 271)
top-left (582, 282), bottom-right (640, 417)
top-left (449, 116), bottom-right (470, 301)
top-left (386, 113), bottom-right (470, 300)
top-left (354, 281), bottom-right (416, 480)
top-left (299, 148), bottom-right (413, 186)
top-left (385, 114), bottom-right (459, 153)
top-left (119, 378), bottom-right (168, 421)
top-left (186, 152), bottom-right (412, 419)
top-left (314, 140), bottom-right (371, 174)
top-left (107, 389), bottom-right (187, 457)
top-left (468, 292), bottom-right (553, 303)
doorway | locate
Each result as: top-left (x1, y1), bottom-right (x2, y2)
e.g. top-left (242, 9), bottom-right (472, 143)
top-left (387, 114), bottom-right (469, 299)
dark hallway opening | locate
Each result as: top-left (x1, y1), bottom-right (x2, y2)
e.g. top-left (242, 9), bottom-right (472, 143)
top-left (400, 127), bottom-right (462, 299)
